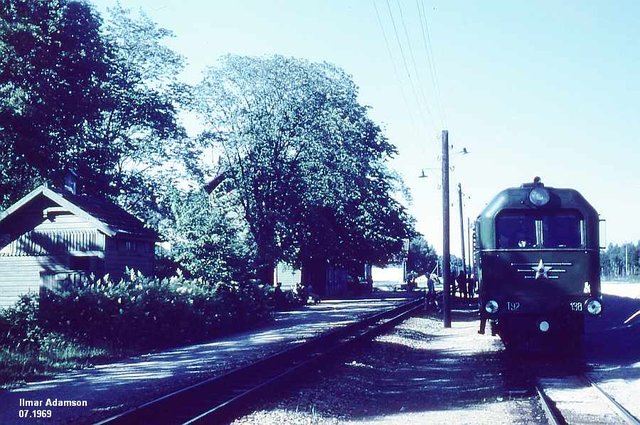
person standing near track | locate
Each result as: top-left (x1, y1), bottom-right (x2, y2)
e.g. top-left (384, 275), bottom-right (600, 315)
top-left (467, 273), bottom-right (476, 299)
top-left (456, 270), bottom-right (467, 299)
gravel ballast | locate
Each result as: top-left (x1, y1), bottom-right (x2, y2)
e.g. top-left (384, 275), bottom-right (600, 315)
top-left (233, 311), bottom-right (548, 425)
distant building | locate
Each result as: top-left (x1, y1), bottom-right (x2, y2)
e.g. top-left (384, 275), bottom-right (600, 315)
top-left (300, 259), bottom-right (350, 297)
top-left (0, 185), bottom-right (158, 308)
top-left (274, 263), bottom-right (301, 291)
top-left (274, 261), bottom-right (350, 297)
top-left (371, 264), bottom-right (405, 289)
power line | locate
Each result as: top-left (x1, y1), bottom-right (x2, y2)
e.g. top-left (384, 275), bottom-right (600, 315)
top-left (372, 0), bottom-right (445, 174)
top-left (395, 0), bottom-right (438, 133)
top-left (372, 0), bottom-right (424, 140)
top-left (384, 0), bottom-right (434, 133)
top-left (416, 0), bottom-right (446, 129)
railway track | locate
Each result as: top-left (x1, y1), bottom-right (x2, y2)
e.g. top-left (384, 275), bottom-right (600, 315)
top-left (536, 375), bottom-right (640, 425)
top-left (94, 297), bottom-right (423, 425)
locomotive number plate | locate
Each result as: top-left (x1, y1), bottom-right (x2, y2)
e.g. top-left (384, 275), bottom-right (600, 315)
top-left (570, 302), bottom-right (583, 312)
top-left (507, 302), bottom-right (521, 311)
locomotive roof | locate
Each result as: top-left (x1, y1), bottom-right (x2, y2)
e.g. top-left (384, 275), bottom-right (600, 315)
top-left (479, 182), bottom-right (598, 221)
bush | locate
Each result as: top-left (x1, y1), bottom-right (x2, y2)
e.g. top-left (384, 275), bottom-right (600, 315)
top-left (0, 294), bottom-right (43, 351)
top-left (39, 270), bottom-right (273, 349)
top-left (0, 271), bottom-right (275, 386)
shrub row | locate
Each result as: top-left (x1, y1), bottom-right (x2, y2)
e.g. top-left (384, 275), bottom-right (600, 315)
top-left (1, 270), bottom-right (274, 352)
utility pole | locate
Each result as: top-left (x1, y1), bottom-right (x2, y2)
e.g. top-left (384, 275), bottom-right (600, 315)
top-left (458, 183), bottom-right (467, 280)
top-left (442, 130), bottom-right (451, 328)
top-left (467, 217), bottom-right (473, 273)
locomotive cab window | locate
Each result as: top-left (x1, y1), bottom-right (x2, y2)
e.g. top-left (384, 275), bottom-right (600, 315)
top-left (541, 212), bottom-right (583, 248)
top-left (496, 210), bottom-right (584, 249)
top-left (496, 212), bottom-right (536, 248)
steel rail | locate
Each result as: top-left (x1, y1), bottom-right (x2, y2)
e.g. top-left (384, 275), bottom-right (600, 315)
top-left (585, 376), bottom-right (640, 425)
top-left (535, 384), bottom-right (566, 425)
top-left (185, 298), bottom-right (424, 425)
top-left (94, 297), bottom-right (423, 425)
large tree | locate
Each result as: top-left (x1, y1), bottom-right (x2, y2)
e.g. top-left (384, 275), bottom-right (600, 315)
top-left (0, 0), bottom-right (111, 205)
top-left (0, 1), bottom-right (194, 224)
top-left (163, 185), bottom-right (254, 281)
top-left (195, 54), bottom-right (415, 281)
top-left (99, 5), bottom-right (196, 225)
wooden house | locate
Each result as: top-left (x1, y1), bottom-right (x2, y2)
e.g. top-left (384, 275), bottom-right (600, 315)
top-left (0, 185), bottom-right (158, 308)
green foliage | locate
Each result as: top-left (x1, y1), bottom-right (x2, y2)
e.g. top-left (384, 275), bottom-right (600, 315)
top-left (0, 0), bottom-right (111, 205)
top-left (39, 270), bottom-right (272, 349)
top-left (0, 293), bottom-right (110, 387)
top-left (406, 236), bottom-right (439, 279)
top-left (601, 241), bottom-right (640, 279)
top-left (194, 54), bottom-right (415, 279)
top-left (99, 5), bottom-right (197, 226)
top-left (0, 293), bottom-right (43, 351)
top-left (162, 188), bottom-right (255, 282)
top-left (0, 1), bottom-right (194, 221)
top-left (0, 270), bottom-right (274, 385)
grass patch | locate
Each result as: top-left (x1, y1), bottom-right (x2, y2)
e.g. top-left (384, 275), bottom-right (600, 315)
top-left (0, 275), bottom-right (277, 389)
top-left (0, 334), bottom-right (110, 389)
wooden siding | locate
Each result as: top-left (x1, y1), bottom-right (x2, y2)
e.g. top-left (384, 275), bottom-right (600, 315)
top-left (0, 229), bottom-right (103, 256)
top-left (104, 247), bottom-right (154, 279)
top-left (0, 257), bottom-right (62, 309)
top-left (0, 202), bottom-right (154, 308)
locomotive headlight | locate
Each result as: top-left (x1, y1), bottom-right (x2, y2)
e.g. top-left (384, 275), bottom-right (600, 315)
top-left (485, 300), bottom-right (499, 314)
top-left (539, 321), bottom-right (550, 332)
top-left (586, 298), bottom-right (603, 316)
top-left (529, 187), bottom-right (550, 206)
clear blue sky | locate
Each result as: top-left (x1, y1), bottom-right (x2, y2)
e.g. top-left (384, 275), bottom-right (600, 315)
top-left (91, 0), bottom-right (640, 256)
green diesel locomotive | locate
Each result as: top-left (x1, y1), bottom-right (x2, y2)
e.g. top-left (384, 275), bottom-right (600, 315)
top-left (474, 177), bottom-right (602, 350)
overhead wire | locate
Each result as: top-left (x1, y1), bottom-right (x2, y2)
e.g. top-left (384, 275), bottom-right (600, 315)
top-left (372, 0), bottom-right (446, 183)
top-left (372, 0), bottom-right (423, 142)
top-left (395, 0), bottom-right (438, 135)
top-left (384, 0), bottom-right (435, 136)
top-left (417, 0), bottom-right (446, 130)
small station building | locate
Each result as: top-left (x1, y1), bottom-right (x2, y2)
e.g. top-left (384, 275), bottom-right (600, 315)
top-left (0, 184), bottom-right (158, 308)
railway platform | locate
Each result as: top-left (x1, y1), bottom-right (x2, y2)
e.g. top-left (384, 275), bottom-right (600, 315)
top-left (0, 292), bottom-right (418, 425)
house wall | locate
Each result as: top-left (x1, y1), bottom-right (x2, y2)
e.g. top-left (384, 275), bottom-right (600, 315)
top-left (0, 200), bottom-right (154, 309)
top-left (0, 256), bottom-right (65, 309)
top-left (104, 237), bottom-right (154, 278)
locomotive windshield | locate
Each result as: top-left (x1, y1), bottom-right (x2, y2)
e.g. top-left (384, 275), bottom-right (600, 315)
top-left (496, 210), bottom-right (583, 249)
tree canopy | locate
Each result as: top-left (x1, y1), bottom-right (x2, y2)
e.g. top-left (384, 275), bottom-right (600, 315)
top-left (1, 0), bottom-right (110, 204)
top-left (2, 2), bottom-right (421, 285)
top-left (0, 1), bottom-right (194, 221)
top-left (406, 236), bottom-right (439, 279)
top-left (195, 55), bottom-right (415, 280)
top-left (601, 242), bottom-right (640, 279)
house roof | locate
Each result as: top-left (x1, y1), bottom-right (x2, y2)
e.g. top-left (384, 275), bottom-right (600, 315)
top-left (0, 185), bottom-right (158, 240)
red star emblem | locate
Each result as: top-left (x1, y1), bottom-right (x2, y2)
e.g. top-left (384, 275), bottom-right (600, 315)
top-left (532, 259), bottom-right (552, 280)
